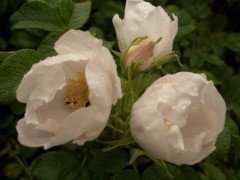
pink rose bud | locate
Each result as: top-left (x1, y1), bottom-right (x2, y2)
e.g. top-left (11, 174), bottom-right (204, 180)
top-left (125, 38), bottom-right (155, 71)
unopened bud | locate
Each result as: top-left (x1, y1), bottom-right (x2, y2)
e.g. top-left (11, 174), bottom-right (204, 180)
top-left (125, 38), bottom-right (155, 71)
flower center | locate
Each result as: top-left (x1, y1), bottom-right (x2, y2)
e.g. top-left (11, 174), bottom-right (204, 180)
top-left (64, 72), bottom-right (90, 110)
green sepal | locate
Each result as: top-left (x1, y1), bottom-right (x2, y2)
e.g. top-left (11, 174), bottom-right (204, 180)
top-left (151, 51), bottom-right (183, 70)
top-left (101, 130), bottom-right (135, 152)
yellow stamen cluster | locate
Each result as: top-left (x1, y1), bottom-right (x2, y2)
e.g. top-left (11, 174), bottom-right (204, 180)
top-left (64, 72), bottom-right (89, 110)
top-left (164, 118), bottom-right (173, 130)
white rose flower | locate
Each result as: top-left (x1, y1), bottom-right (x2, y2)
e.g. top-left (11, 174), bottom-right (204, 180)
top-left (16, 30), bottom-right (122, 149)
top-left (130, 72), bottom-right (226, 165)
top-left (113, 0), bottom-right (178, 70)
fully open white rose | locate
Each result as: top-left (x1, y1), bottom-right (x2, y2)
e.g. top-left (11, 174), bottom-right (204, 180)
top-left (130, 72), bottom-right (226, 165)
top-left (16, 30), bottom-right (122, 149)
top-left (113, 0), bottom-right (178, 69)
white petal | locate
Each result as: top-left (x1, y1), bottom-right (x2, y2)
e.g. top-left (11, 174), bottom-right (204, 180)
top-left (130, 72), bottom-right (226, 165)
top-left (181, 82), bottom-right (226, 144)
top-left (168, 132), bottom-right (206, 165)
top-left (125, 0), bottom-right (144, 14)
top-left (16, 119), bottom-right (53, 148)
top-left (131, 104), bottom-right (169, 160)
top-left (187, 141), bottom-right (216, 165)
top-left (86, 58), bottom-right (114, 109)
top-left (34, 89), bottom-right (72, 125)
top-left (98, 47), bottom-right (122, 104)
top-left (44, 106), bottom-right (110, 149)
top-left (17, 54), bottom-right (87, 103)
top-left (54, 30), bottom-right (102, 58)
top-left (113, 0), bottom-right (178, 58)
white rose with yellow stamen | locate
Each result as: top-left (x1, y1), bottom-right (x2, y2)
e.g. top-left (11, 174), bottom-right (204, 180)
top-left (130, 72), bottom-right (226, 165)
top-left (16, 30), bottom-right (122, 149)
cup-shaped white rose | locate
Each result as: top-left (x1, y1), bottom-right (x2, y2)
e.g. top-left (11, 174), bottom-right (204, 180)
top-left (113, 0), bottom-right (178, 69)
top-left (130, 72), bottom-right (226, 165)
top-left (16, 30), bottom-right (122, 149)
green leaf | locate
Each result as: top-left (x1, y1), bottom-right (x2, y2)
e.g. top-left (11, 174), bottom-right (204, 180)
top-left (38, 32), bottom-right (61, 58)
top-left (224, 33), bottom-right (240, 53)
top-left (233, 135), bottom-right (240, 160)
top-left (9, 30), bottom-right (40, 48)
top-left (0, 0), bottom-right (7, 15)
top-left (233, 103), bottom-right (240, 122)
top-left (180, 0), bottom-right (211, 19)
top-left (28, 0), bottom-right (60, 8)
top-left (129, 149), bottom-right (145, 164)
top-left (176, 10), bottom-right (196, 39)
top-left (223, 75), bottom-right (240, 101)
top-left (0, 51), bottom-right (15, 63)
top-left (89, 27), bottom-right (104, 39)
top-left (226, 117), bottom-right (238, 136)
top-left (102, 130), bottom-right (134, 152)
top-left (0, 37), bottom-right (7, 50)
top-left (189, 53), bottom-right (205, 68)
top-left (31, 151), bottom-right (78, 180)
top-left (69, 1), bottom-right (91, 29)
top-left (202, 54), bottom-right (224, 66)
top-left (111, 170), bottom-right (141, 180)
top-left (11, 1), bottom-right (65, 32)
top-left (0, 115), bottom-right (14, 129)
top-left (59, 0), bottom-right (91, 29)
top-left (203, 163), bottom-right (226, 180)
top-left (76, 168), bottom-right (91, 180)
top-left (181, 167), bottom-right (202, 180)
top-left (8, 100), bottom-right (25, 115)
top-left (89, 149), bottom-right (129, 180)
top-left (4, 163), bottom-right (23, 179)
top-left (142, 163), bottom-right (184, 180)
top-left (204, 72), bottom-right (222, 85)
top-left (89, 26), bottom-right (114, 49)
top-left (0, 49), bottom-right (43, 104)
top-left (58, 0), bottom-right (75, 23)
top-left (211, 121), bottom-right (231, 160)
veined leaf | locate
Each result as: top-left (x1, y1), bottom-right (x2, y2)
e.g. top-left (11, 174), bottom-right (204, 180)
top-left (89, 149), bottom-right (129, 180)
top-left (111, 170), bottom-right (141, 180)
top-left (38, 32), bottom-right (61, 58)
top-left (31, 151), bottom-right (78, 180)
top-left (11, 1), bottom-right (65, 32)
top-left (0, 49), bottom-right (43, 104)
top-left (59, 0), bottom-right (91, 29)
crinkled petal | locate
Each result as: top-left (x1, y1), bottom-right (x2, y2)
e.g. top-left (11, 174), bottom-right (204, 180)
top-left (131, 103), bottom-right (169, 160)
top-left (54, 30), bottom-right (102, 58)
top-left (86, 58), bottom-right (114, 109)
top-left (34, 89), bottom-right (72, 125)
top-left (113, 0), bottom-right (178, 58)
top-left (98, 47), bottom-right (122, 104)
top-left (17, 54), bottom-right (87, 103)
top-left (125, 0), bottom-right (144, 14)
top-left (168, 132), bottom-right (206, 165)
top-left (44, 106), bottom-right (110, 149)
top-left (187, 141), bottom-right (216, 165)
top-left (16, 119), bottom-right (53, 148)
top-left (130, 72), bottom-right (226, 165)
top-left (181, 81), bottom-right (226, 144)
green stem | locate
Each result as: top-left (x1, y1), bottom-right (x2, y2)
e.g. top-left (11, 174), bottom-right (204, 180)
top-left (10, 139), bottom-right (34, 180)
top-left (80, 153), bottom-right (88, 167)
top-left (14, 155), bottom-right (34, 180)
